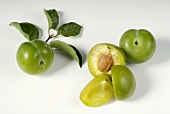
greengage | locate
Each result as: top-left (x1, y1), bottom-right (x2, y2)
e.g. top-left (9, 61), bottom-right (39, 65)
top-left (16, 39), bottom-right (54, 75)
top-left (119, 29), bottom-right (156, 63)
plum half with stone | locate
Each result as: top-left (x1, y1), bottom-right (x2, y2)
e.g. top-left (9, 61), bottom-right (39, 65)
top-left (16, 39), bottom-right (54, 75)
top-left (119, 29), bottom-right (156, 63)
top-left (88, 43), bottom-right (126, 77)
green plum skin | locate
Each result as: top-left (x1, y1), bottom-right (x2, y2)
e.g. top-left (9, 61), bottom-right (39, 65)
top-left (111, 65), bottom-right (136, 100)
top-left (119, 29), bottom-right (156, 63)
top-left (80, 74), bottom-right (113, 107)
top-left (16, 39), bottom-right (54, 75)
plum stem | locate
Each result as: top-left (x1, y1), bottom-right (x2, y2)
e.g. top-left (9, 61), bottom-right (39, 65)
top-left (45, 30), bottom-right (59, 42)
top-left (45, 34), bottom-right (54, 42)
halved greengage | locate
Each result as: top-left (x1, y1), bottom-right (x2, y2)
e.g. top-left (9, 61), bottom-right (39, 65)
top-left (111, 65), bottom-right (136, 100)
top-left (80, 74), bottom-right (113, 107)
top-left (88, 43), bottom-right (126, 77)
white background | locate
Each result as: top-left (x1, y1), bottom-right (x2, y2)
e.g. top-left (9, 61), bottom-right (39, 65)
top-left (0, 0), bottom-right (170, 114)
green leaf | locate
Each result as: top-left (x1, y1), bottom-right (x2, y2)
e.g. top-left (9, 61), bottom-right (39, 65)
top-left (9, 22), bottom-right (39, 41)
top-left (50, 40), bottom-right (82, 67)
top-left (44, 9), bottom-right (59, 30)
top-left (57, 22), bottom-right (82, 37)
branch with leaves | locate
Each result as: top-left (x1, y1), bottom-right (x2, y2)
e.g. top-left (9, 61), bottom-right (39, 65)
top-left (9, 8), bottom-right (83, 68)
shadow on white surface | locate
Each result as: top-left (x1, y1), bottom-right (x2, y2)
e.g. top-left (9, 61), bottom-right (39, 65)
top-left (149, 38), bottom-right (170, 65)
top-left (127, 65), bottom-right (152, 101)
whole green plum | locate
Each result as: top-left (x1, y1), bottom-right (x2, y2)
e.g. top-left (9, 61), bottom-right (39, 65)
top-left (119, 29), bottom-right (156, 63)
top-left (16, 39), bottom-right (54, 75)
